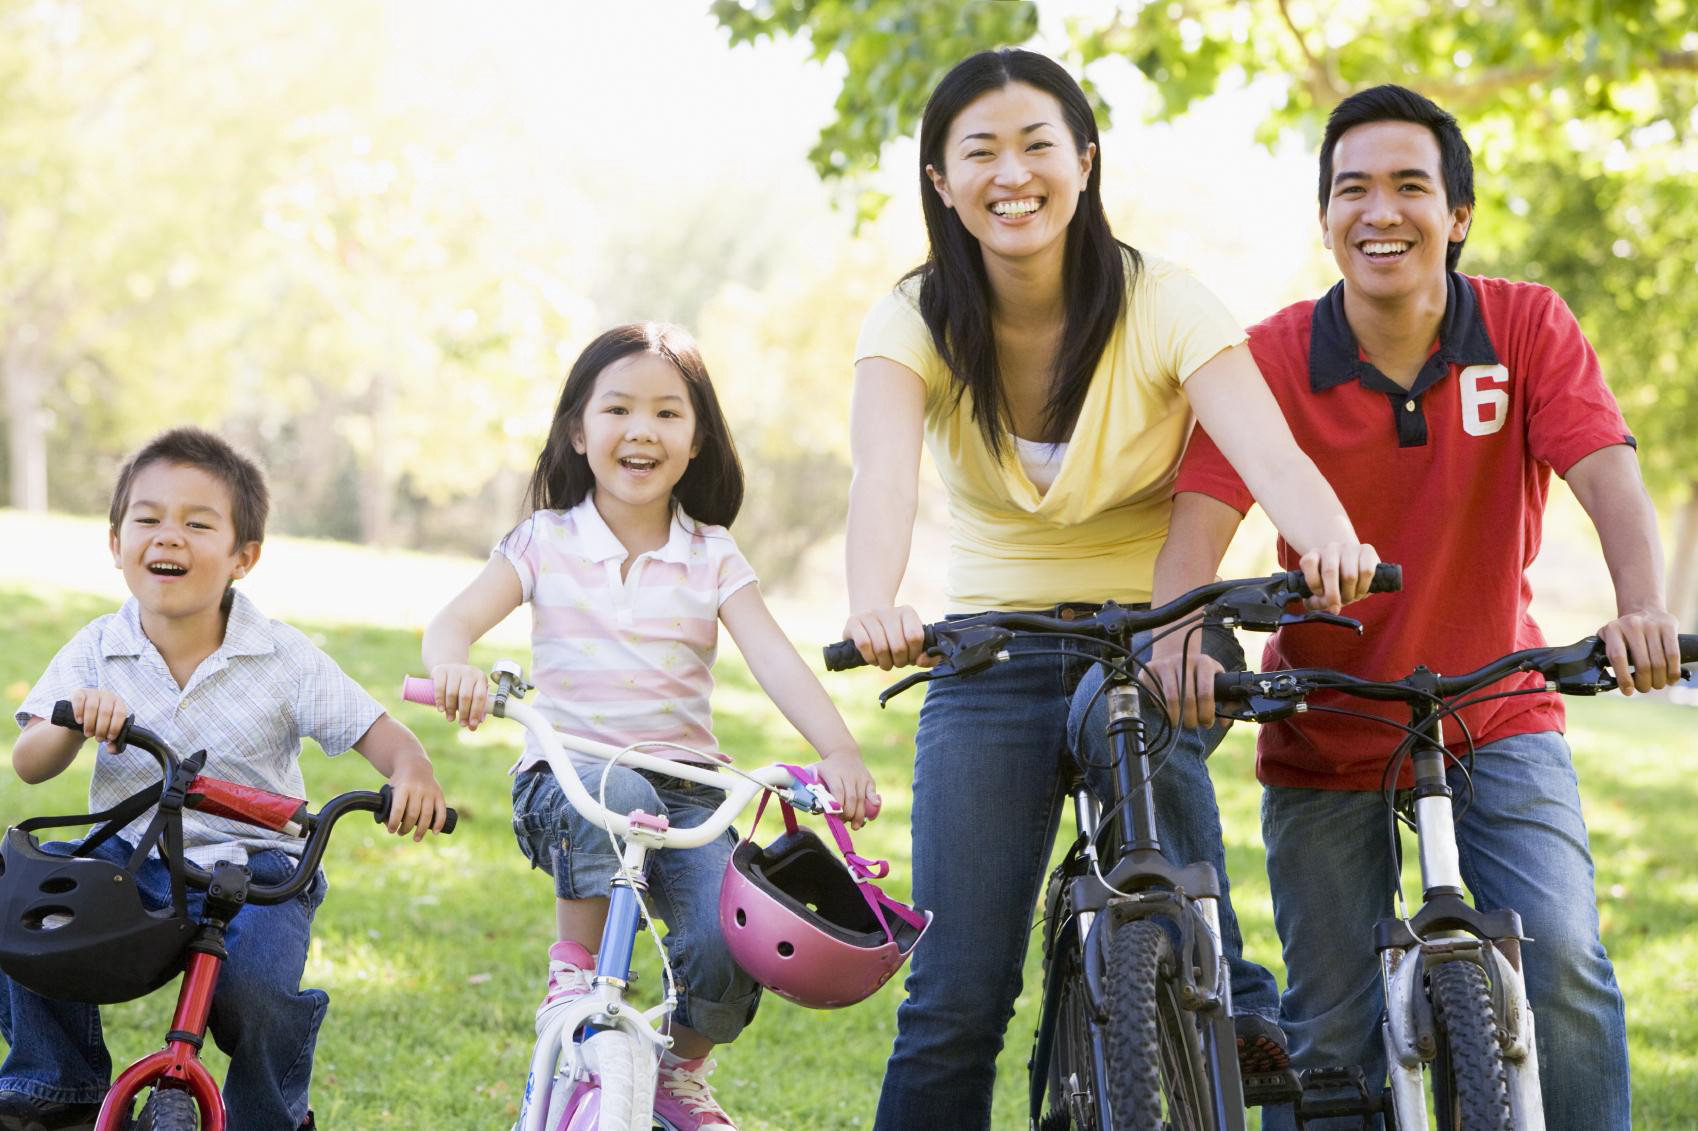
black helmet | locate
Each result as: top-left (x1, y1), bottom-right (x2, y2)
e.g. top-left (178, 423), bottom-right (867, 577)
top-left (0, 768), bottom-right (197, 1004)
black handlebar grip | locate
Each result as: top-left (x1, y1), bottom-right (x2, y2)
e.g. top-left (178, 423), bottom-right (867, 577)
top-left (1288, 562), bottom-right (1403, 599)
top-left (1681, 634), bottom-right (1698, 665)
top-left (823, 639), bottom-right (867, 672)
top-left (441, 808), bottom-right (459, 835)
top-left (50, 700), bottom-right (78, 729)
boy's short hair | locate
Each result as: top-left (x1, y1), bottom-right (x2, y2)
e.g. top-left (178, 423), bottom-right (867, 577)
top-left (108, 427), bottom-right (271, 547)
top-left (1319, 84), bottom-right (1476, 271)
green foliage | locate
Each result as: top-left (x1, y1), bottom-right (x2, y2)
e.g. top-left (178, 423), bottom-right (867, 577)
top-left (3, 579), bottom-right (1696, 1125)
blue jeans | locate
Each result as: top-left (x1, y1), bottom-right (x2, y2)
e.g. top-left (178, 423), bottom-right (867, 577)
top-left (873, 623), bottom-right (1276, 1130)
top-left (511, 764), bottom-right (760, 1044)
top-left (0, 838), bottom-right (327, 1130)
top-left (1259, 731), bottom-right (1629, 1131)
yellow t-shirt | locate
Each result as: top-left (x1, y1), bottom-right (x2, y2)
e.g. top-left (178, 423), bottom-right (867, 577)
top-left (856, 255), bottom-right (1246, 611)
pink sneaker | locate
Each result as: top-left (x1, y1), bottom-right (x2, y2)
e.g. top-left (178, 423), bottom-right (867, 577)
top-left (535, 940), bottom-right (595, 1036)
top-left (653, 1055), bottom-right (737, 1130)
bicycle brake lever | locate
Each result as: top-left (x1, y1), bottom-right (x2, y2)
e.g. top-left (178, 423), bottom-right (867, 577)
top-left (875, 626), bottom-right (1015, 708)
top-left (1277, 611), bottom-right (1363, 634)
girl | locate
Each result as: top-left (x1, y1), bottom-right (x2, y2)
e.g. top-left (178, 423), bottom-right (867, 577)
top-left (423, 322), bottom-right (875, 1131)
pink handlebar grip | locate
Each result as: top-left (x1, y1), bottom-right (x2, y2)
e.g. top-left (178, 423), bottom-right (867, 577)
top-left (401, 676), bottom-right (437, 706)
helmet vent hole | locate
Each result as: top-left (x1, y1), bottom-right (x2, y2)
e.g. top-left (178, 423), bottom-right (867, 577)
top-left (24, 907), bottom-right (74, 931)
top-left (735, 909), bottom-right (747, 927)
top-left (39, 878), bottom-right (76, 895)
top-left (777, 941), bottom-right (794, 958)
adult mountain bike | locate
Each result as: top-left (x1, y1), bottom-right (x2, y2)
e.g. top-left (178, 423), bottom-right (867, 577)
top-left (1213, 632), bottom-right (1698, 1130)
top-left (825, 565), bottom-right (1403, 1131)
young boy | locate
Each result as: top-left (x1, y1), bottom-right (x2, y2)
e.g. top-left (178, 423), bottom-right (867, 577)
top-left (0, 427), bottom-right (449, 1131)
top-left (1167, 87), bottom-right (1675, 1130)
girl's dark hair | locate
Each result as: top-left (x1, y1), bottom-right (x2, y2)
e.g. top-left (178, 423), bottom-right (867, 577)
top-left (109, 426), bottom-right (270, 547)
top-left (909, 48), bottom-right (1139, 455)
top-left (1318, 84), bottom-right (1475, 271)
top-left (521, 322), bottom-right (743, 526)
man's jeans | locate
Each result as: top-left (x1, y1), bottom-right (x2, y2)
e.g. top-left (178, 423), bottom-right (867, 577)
top-left (0, 837), bottom-right (327, 1130)
top-left (873, 623), bottom-right (1277, 1130)
top-left (1259, 731), bottom-right (1629, 1131)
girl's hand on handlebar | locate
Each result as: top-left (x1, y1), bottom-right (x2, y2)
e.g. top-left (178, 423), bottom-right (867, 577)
top-left (384, 758), bottom-right (450, 841)
top-left (1298, 542), bottom-right (1381, 613)
top-left (1148, 637), bottom-right (1225, 730)
top-left (430, 663), bottom-right (491, 729)
top-left (1598, 607), bottom-right (1682, 696)
top-left (69, 688), bottom-right (131, 747)
top-left (842, 606), bottom-right (935, 670)
top-left (814, 750), bottom-right (880, 829)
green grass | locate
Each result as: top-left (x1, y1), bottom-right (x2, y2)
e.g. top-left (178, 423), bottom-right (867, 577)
top-left (1, 584), bottom-right (1695, 1128)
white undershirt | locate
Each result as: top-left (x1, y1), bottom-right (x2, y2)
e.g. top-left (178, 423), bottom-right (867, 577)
top-left (1014, 436), bottom-right (1068, 494)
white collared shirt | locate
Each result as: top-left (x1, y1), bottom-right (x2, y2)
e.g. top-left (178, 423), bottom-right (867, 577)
top-left (16, 590), bottom-right (384, 867)
top-left (496, 498), bottom-right (758, 770)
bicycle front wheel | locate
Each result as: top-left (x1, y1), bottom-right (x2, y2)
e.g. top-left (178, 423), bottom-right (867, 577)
top-left (577, 1028), bottom-right (655, 1131)
top-left (1428, 960), bottom-right (1513, 1130)
top-left (1103, 919), bottom-right (1214, 1131)
top-left (128, 1087), bottom-right (199, 1131)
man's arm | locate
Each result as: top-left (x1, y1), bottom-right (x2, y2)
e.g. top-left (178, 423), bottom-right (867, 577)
top-left (1564, 444), bottom-right (1681, 693)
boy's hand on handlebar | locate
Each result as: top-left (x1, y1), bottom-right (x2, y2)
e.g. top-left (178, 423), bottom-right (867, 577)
top-left (69, 689), bottom-right (131, 747)
top-left (384, 758), bottom-right (449, 841)
top-left (1598, 607), bottom-right (1682, 696)
top-left (430, 663), bottom-right (491, 729)
top-left (1298, 542), bottom-right (1381, 613)
top-left (814, 750), bottom-right (880, 829)
top-left (842, 606), bottom-right (936, 671)
top-left (1148, 637), bottom-right (1224, 730)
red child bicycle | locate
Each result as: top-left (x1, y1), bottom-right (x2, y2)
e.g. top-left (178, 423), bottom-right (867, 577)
top-left (0, 703), bottom-right (457, 1131)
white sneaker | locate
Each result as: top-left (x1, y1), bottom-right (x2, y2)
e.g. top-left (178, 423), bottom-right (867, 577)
top-left (534, 940), bottom-right (594, 1036)
top-left (653, 1055), bottom-right (737, 1130)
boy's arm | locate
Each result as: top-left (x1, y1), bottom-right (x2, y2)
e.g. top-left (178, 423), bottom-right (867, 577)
top-left (13, 718), bottom-right (87, 785)
top-left (352, 714), bottom-right (448, 840)
top-left (719, 584), bottom-right (879, 827)
top-left (1564, 444), bottom-right (1681, 694)
top-left (1150, 492), bottom-right (1247, 728)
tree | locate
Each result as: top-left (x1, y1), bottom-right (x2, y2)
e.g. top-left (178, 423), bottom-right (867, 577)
top-left (711, 0), bottom-right (1698, 622)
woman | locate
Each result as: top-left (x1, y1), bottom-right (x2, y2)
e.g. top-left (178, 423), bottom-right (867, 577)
top-left (842, 50), bottom-right (1378, 1128)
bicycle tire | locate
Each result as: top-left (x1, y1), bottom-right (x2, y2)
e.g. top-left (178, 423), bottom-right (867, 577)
top-left (579, 1028), bottom-right (644, 1131)
top-left (1428, 960), bottom-right (1513, 1130)
top-left (128, 1087), bottom-right (199, 1131)
top-left (1103, 919), bottom-right (1214, 1131)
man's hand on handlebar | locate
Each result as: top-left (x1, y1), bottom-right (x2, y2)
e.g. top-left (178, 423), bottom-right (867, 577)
top-left (1298, 542), bottom-right (1382, 613)
top-left (1149, 635), bottom-right (1225, 730)
top-left (1598, 606), bottom-right (1683, 696)
top-left (841, 605), bottom-right (939, 671)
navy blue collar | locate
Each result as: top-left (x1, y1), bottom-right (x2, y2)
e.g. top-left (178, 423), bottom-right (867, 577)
top-left (1308, 272), bottom-right (1498, 396)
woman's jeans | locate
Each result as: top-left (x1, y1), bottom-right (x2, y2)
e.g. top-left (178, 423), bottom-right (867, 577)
top-left (0, 838), bottom-right (327, 1130)
top-left (1258, 731), bottom-right (1629, 1131)
top-left (873, 623), bottom-right (1275, 1130)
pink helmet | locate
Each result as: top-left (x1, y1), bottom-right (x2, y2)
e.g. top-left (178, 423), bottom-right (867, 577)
top-left (720, 765), bottom-right (930, 1009)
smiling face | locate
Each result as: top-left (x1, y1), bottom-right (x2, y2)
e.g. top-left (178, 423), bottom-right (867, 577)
top-left (1322, 120), bottom-right (1472, 305)
top-left (109, 461), bottom-right (260, 629)
top-left (571, 351), bottom-right (700, 529)
top-left (926, 81), bottom-right (1094, 268)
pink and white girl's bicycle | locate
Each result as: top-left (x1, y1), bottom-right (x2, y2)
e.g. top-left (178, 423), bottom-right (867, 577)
top-left (402, 661), bottom-right (927, 1131)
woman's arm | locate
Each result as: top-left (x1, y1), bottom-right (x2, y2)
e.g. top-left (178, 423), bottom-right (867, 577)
top-left (421, 556), bottom-right (524, 729)
top-left (1149, 492), bottom-right (1246, 727)
top-left (1183, 343), bottom-right (1377, 609)
top-left (843, 356), bottom-right (930, 669)
top-left (721, 584), bottom-right (878, 825)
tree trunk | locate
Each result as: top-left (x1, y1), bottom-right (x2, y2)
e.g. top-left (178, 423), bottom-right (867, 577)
top-left (358, 369), bottom-right (395, 547)
top-left (1, 330), bottom-right (51, 511)
top-left (1668, 480), bottom-right (1698, 632)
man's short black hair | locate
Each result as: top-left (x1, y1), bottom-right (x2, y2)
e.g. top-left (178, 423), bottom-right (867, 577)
top-left (109, 427), bottom-right (270, 547)
top-left (1319, 85), bottom-right (1475, 271)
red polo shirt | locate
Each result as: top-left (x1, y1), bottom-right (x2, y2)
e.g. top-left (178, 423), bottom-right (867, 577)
top-left (1177, 273), bottom-right (1634, 791)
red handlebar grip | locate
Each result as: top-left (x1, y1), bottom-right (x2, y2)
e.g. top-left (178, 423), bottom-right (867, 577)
top-left (187, 776), bottom-right (309, 834)
top-left (401, 676), bottom-right (437, 706)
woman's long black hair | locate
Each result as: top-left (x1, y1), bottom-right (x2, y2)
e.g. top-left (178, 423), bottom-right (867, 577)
top-left (519, 322), bottom-right (744, 527)
top-left (909, 48), bottom-right (1139, 456)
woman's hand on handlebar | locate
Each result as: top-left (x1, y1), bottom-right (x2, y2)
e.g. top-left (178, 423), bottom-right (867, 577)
top-left (814, 748), bottom-right (881, 829)
top-left (841, 606), bottom-right (936, 670)
top-left (430, 663), bottom-right (491, 729)
top-left (1298, 542), bottom-right (1382, 613)
top-left (1149, 635), bottom-right (1225, 730)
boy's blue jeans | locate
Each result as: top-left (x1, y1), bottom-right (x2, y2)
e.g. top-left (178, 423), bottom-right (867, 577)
top-left (0, 837), bottom-right (327, 1130)
top-left (873, 624), bottom-right (1276, 1130)
top-left (1258, 731), bottom-right (1630, 1131)
top-left (511, 763), bottom-right (760, 1044)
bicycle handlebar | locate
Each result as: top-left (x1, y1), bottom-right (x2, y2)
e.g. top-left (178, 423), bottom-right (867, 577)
top-left (48, 700), bottom-right (457, 905)
top-left (823, 563), bottom-right (1404, 672)
top-left (400, 675), bottom-right (829, 847)
top-left (1212, 634), bottom-right (1698, 720)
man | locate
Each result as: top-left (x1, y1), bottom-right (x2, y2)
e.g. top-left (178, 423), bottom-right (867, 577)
top-left (1167, 85), bottom-right (1679, 1130)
